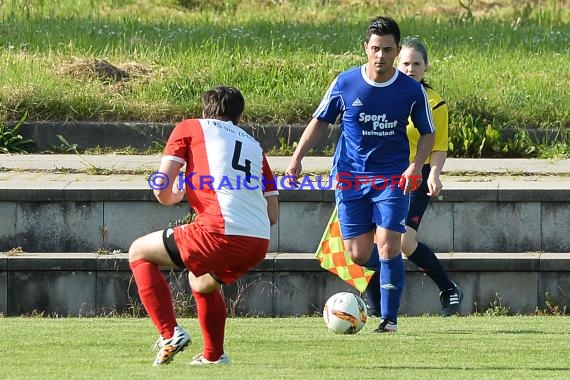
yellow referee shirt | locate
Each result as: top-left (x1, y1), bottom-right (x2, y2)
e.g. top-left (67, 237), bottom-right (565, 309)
top-left (407, 86), bottom-right (448, 164)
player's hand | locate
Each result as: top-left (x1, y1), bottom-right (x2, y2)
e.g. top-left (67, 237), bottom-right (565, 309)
top-left (427, 173), bottom-right (442, 196)
top-left (284, 159), bottom-right (302, 188)
top-left (399, 164), bottom-right (422, 195)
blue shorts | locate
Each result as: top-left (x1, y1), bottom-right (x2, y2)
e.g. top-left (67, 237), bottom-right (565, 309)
top-left (336, 182), bottom-right (409, 239)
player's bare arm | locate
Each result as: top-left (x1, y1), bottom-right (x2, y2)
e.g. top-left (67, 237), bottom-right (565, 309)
top-left (414, 132), bottom-right (435, 167)
top-left (266, 195), bottom-right (279, 226)
top-left (285, 118), bottom-right (330, 183)
top-left (154, 159), bottom-right (185, 205)
top-left (427, 150), bottom-right (446, 196)
top-left (402, 132), bottom-right (434, 194)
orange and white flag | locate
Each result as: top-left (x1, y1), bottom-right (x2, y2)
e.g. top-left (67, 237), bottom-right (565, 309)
top-left (315, 207), bottom-right (375, 292)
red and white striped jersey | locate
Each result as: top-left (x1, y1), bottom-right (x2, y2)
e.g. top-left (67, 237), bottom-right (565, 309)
top-left (163, 118), bottom-right (278, 239)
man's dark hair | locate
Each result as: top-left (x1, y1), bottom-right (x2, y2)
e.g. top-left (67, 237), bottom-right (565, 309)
top-left (366, 16), bottom-right (401, 45)
top-left (202, 86), bottom-right (245, 124)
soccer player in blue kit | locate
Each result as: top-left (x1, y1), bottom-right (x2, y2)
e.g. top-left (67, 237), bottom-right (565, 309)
top-left (364, 38), bottom-right (463, 319)
top-left (285, 16), bottom-right (435, 332)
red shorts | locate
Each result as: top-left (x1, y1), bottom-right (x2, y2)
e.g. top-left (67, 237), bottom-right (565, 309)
top-left (169, 223), bottom-right (269, 284)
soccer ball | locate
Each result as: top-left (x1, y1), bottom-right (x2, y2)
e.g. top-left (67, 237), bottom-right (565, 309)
top-left (323, 292), bottom-right (367, 334)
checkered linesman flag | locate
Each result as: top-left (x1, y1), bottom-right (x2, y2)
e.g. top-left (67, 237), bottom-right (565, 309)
top-left (315, 207), bottom-right (375, 293)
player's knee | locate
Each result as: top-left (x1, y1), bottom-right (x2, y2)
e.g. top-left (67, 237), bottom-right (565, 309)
top-left (350, 253), bottom-right (368, 266)
top-left (128, 238), bottom-right (144, 263)
top-left (346, 246), bottom-right (372, 266)
top-left (401, 238), bottom-right (416, 256)
top-left (377, 241), bottom-right (401, 259)
top-left (189, 273), bottom-right (220, 293)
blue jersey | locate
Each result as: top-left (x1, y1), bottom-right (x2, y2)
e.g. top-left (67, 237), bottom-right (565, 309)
top-left (313, 65), bottom-right (434, 179)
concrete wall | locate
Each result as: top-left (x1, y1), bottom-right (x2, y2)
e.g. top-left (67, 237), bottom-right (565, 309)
top-left (1, 252), bottom-right (569, 317)
top-left (1, 186), bottom-right (569, 253)
top-left (1, 181), bottom-right (569, 316)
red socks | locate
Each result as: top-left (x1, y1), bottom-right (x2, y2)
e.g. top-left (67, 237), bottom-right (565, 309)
top-left (129, 259), bottom-right (177, 339)
top-left (130, 259), bottom-right (227, 359)
top-left (192, 289), bottom-right (227, 361)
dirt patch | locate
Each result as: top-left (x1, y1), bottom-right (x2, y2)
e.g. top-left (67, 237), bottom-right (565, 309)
top-left (56, 58), bottom-right (164, 83)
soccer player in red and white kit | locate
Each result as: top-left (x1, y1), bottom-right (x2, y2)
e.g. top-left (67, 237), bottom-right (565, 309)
top-left (129, 86), bottom-right (279, 366)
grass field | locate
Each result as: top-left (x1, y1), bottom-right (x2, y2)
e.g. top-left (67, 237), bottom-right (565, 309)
top-left (1, 316), bottom-right (569, 379)
top-left (0, 0), bottom-right (568, 129)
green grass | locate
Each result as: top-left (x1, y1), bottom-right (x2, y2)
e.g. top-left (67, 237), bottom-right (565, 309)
top-left (0, 316), bottom-right (569, 379)
top-left (0, 0), bottom-right (568, 157)
top-left (0, 0), bottom-right (568, 129)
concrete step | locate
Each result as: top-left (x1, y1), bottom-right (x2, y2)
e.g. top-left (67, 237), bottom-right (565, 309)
top-left (2, 154), bottom-right (570, 175)
top-left (1, 155), bottom-right (569, 253)
top-left (1, 251), bottom-right (568, 317)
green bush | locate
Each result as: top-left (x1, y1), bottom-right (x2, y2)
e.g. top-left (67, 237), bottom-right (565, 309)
top-left (448, 112), bottom-right (568, 158)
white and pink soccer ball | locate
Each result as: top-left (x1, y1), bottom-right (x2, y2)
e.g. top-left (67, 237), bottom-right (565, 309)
top-left (323, 292), bottom-right (367, 334)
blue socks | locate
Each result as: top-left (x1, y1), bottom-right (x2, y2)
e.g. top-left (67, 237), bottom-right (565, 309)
top-left (363, 270), bottom-right (381, 317)
top-left (361, 246), bottom-right (405, 322)
top-left (380, 254), bottom-right (405, 323)
top-left (364, 242), bottom-right (455, 319)
top-left (362, 246), bottom-right (381, 316)
top-left (362, 245), bottom-right (380, 269)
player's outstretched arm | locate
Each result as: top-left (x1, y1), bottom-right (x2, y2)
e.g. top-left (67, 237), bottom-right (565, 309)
top-left (285, 118), bottom-right (330, 183)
